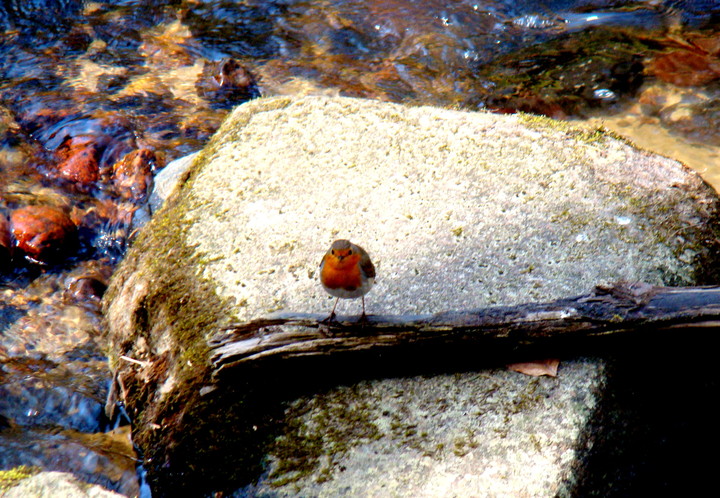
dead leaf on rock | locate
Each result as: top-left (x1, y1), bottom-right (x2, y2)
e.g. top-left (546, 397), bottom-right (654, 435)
top-left (507, 358), bottom-right (560, 377)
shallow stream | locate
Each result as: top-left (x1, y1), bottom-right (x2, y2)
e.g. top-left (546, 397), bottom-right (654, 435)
top-left (1, 0), bottom-right (719, 494)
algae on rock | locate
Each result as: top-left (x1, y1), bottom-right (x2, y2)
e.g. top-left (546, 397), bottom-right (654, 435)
top-left (102, 95), bottom-right (720, 496)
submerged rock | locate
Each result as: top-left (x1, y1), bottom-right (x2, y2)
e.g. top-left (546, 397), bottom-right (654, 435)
top-left (103, 96), bottom-right (720, 496)
top-left (54, 135), bottom-right (101, 191)
top-left (9, 204), bottom-right (77, 264)
top-left (111, 148), bottom-right (156, 203)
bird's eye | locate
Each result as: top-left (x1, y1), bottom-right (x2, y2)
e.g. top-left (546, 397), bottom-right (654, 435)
top-left (331, 249), bottom-right (335, 255)
top-left (347, 249), bottom-right (353, 255)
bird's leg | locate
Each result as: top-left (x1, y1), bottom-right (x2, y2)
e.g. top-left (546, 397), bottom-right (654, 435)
top-left (321, 297), bottom-right (340, 323)
top-left (359, 296), bottom-right (369, 323)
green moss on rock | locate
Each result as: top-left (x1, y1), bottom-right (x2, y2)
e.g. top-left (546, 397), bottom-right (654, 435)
top-left (0, 466), bottom-right (40, 492)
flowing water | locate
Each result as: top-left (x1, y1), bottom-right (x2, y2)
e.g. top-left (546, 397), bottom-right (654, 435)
top-left (1, 0), bottom-right (719, 494)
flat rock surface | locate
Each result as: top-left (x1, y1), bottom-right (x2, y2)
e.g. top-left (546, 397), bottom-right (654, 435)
top-left (241, 360), bottom-right (604, 497)
top-left (187, 97), bottom-right (710, 318)
top-left (104, 95), bottom-right (720, 496)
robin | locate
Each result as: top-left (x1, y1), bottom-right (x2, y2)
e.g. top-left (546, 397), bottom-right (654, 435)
top-left (319, 239), bottom-right (375, 321)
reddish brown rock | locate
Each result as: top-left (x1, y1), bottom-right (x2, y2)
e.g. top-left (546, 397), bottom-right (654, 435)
top-left (55, 136), bottom-right (100, 189)
top-left (692, 34), bottom-right (720, 57)
top-left (649, 49), bottom-right (720, 87)
top-left (111, 148), bottom-right (156, 202)
top-left (10, 205), bottom-right (78, 264)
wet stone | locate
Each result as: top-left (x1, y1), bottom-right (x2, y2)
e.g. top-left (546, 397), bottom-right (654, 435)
top-left (63, 275), bottom-right (108, 304)
top-left (470, 28), bottom-right (648, 117)
top-left (0, 430), bottom-right (138, 497)
top-left (0, 374), bottom-right (105, 433)
top-left (63, 260), bottom-right (112, 305)
top-left (111, 148), bottom-right (156, 202)
top-left (649, 49), bottom-right (720, 87)
top-left (215, 59), bottom-right (257, 91)
top-left (659, 98), bottom-right (720, 147)
top-left (9, 205), bottom-right (78, 265)
top-left (54, 136), bottom-right (100, 190)
top-left (197, 58), bottom-right (261, 110)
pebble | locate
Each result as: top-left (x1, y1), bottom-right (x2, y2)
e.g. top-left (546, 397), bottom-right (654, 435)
top-left (54, 136), bottom-right (100, 190)
top-left (9, 205), bottom-right (78, 264)
top-left (111, 148), bottom-right (156, 202)
top-left (63, 260), bottom-right (113, 304)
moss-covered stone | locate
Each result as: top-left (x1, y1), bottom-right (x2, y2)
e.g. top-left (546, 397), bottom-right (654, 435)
top-left (103, 95), bottom-right (720, 496)
top-left (0, 466), bottom-right (40, 492)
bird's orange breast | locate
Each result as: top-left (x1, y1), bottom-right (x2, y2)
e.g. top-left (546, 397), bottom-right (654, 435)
top-left (321, 253), bottom-right (363, 290)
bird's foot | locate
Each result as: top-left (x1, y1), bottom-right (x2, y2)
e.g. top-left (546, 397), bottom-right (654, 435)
top-left (358, 312), bottom-right (371, 327)
top-left (319, 312), bottom-right (338, 337)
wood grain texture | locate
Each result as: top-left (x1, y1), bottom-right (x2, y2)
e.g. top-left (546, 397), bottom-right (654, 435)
top-left (209, 282), bottom-right (720, 377)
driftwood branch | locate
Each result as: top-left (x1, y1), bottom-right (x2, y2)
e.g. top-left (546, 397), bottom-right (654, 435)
top-left (209, 282), bottom-right (720, 377)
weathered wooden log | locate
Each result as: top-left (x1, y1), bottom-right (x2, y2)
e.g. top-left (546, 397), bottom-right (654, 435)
top-left (209, 282), bottom-right (720, 376)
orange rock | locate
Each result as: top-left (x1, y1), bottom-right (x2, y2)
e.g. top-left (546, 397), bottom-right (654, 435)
top-left (10, 205), bottom-right (78, 264)
top-left (112, 148), bottom-right (156, 202)
top-left (55, 136), bottom-right (100, 188)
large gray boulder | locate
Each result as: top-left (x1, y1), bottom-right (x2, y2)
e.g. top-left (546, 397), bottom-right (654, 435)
top-left (103, 96), bottom-right (720, 496)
